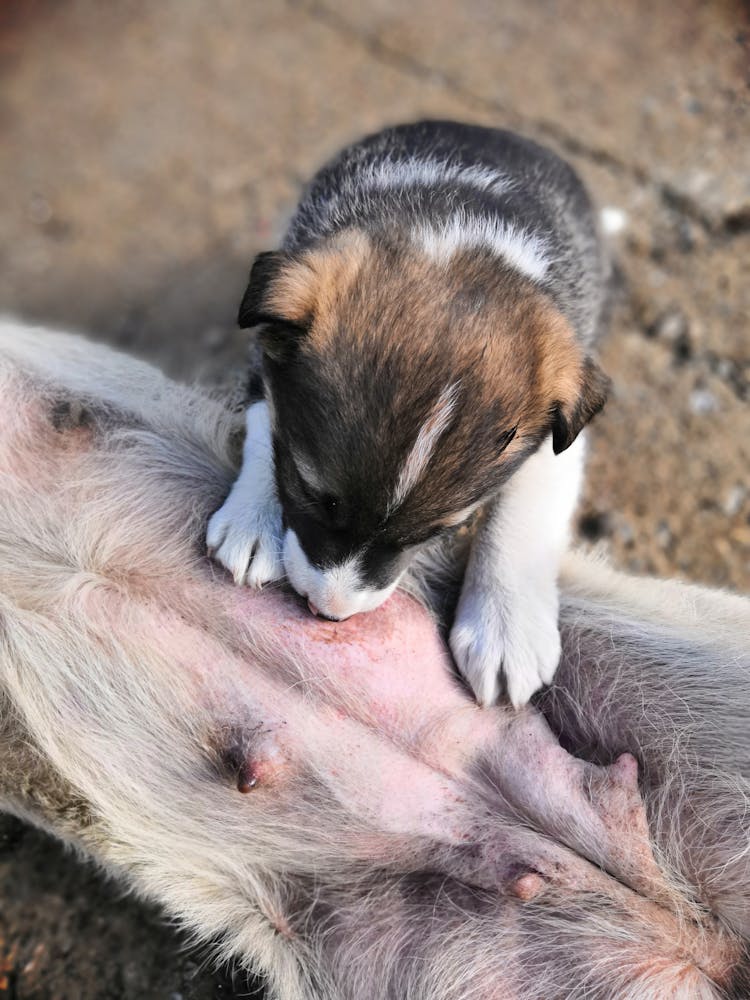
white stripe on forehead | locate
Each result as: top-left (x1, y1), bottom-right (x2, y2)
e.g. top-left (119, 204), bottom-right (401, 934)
top-left (390, 381), bottom-right (460, 511)
top-left (415, 212), bottom-right (551, 282)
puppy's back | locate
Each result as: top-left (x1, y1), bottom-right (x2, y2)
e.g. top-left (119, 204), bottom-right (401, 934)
top-left (285, 120), bottom-right (608, 346)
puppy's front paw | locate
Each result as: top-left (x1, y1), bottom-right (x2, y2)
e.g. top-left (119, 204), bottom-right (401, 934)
top-left (450, 580), bottom-right (561, 708)
top-left (207, 491), bottom-right (284, 588)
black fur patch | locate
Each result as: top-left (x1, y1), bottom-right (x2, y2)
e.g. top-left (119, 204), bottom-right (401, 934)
top-left (551, 357), bottom-right (611, 454)
top-left (238, 252), bottom-right (310, 362)
top-left (237, 251), bottom-right (285, 328)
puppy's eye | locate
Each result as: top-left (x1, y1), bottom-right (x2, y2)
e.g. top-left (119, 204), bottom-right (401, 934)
top-left (301, 481), bottom-right (344, 527)
top-left (318, 493), bottom-right (348, 531)
top-left (497, 424), bottom-right (518, 453)
top-left (321, 494), bottom-right (338, 517)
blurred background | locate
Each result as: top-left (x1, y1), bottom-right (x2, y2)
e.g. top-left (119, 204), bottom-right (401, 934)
top-left (0, 0), bottom-right (748, 996)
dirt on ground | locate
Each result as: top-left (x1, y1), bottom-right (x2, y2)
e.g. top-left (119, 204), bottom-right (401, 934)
top-left (0, 1), bottom-right (748, 996)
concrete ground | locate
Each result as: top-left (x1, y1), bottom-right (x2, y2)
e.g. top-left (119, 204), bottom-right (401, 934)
top-left (0, 0), bottom-right (748, 996)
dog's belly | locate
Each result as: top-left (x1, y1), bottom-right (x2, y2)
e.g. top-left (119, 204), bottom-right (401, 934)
top-left (0, 321), bottom-right (745, 999)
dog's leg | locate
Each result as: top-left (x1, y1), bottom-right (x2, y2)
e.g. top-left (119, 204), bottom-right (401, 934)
top-left (450, 434), bottom-right (585, 707)
top-left (206, 401), bottom-right (284, 587)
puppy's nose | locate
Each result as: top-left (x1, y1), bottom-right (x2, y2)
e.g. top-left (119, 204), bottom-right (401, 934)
top-left (307, 598), bottom-right (342, 623)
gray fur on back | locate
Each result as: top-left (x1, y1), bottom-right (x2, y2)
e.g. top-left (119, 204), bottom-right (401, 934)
top-left (284, 121), bottom-right (608, 346)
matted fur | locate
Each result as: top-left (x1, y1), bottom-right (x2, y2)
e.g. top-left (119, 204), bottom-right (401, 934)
top-left (0, 318), bottom-right (749, 999)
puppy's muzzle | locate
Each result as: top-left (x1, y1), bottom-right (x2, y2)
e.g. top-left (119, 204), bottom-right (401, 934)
top-left (307, 598), bottom-right (345, 622)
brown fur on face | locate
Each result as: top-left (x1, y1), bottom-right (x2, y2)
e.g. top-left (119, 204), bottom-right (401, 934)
top-left (241, 229), bottom-right (608, 524)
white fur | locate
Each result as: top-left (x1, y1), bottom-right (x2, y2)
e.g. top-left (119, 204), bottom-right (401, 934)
top-left (416, 211), bottom-right (551, 281)
top-left (283, 529), bottom-right (400, 620)
top-left (391, 381), bottom-right (460, 510)
top-left (206, 402), bottom-right (284, 587)
top-left (451, 434), bottom-right (585, 707)
top-left (292, 450), bottom-right (325, 495)
top-left (315, 155), bottom-right (510, 232)
top-left (359, 157), bottom-right (509, 197)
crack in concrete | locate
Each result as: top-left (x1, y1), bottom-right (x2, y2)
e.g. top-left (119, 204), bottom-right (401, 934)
top-left (294, 0), bottom-right (745, 239)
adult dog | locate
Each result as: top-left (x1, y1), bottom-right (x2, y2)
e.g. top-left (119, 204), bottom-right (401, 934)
top-left (0, 319), bottom-right (748, 999)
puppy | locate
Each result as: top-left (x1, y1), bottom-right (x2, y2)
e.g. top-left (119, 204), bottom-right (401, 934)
top-left (207, 120), bottom-right (610, 707)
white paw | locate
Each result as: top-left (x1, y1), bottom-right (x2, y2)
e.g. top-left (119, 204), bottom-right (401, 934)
top-left (450, 579), bottom-right (561, 709)
top-left (207, 491), bottom-right (284, 588)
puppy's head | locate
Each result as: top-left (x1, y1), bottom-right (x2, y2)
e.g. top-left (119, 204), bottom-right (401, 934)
top-left (239, 230), bottom-right (609, 620)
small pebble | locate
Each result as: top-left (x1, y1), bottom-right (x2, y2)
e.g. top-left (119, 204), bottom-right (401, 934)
top-left (655, 521), bottom-right (672, 549)
top-left (676, 218), bottom-right (696, 252)
top-left (600, 206), bottom-right (627, 236)
top-left (724, 485), bottom-right (747, 518)
top-left (616, 519), bottom-right (635, 546)
top-left (689, 388), bottom-right (718, 415)
top-left (716, 358), bottom-right (735, 381)
top-left (652, 307), bottom-right (688, 345)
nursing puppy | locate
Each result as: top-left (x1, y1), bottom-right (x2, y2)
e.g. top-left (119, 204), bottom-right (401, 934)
top-left (208, 121), bottom-right (611, 707)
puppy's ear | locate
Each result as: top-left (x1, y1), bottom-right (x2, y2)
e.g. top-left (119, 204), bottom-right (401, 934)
top-left (238, 251), bottom-right (287, 328)
top-left (551, 357), bottom-right (611, 454)
top-left (238, 251), bottom-right (308, 363)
